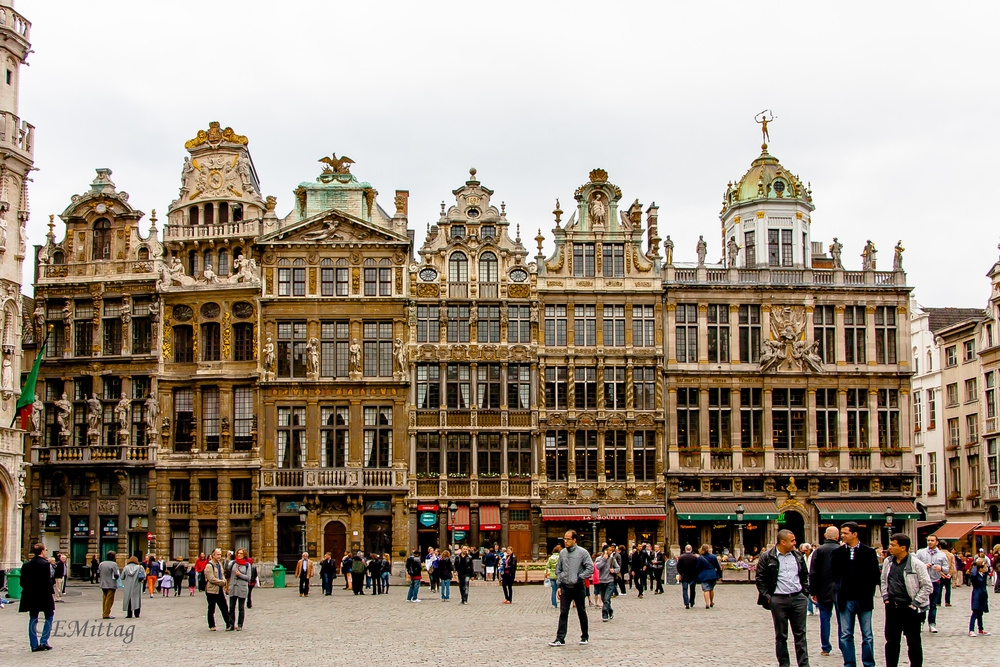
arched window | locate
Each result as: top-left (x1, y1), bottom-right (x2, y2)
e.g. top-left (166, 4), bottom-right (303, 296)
top-left (479, 251), bottom-right (498, 298)
top-left (188, 250), bottom-right (198, 277)
top-left (927, 350), bottom-right (933, 372)
top-left (232, 204), bottom-right (243, 222)
top-left (379, 258), bottom-right (393, 296)
top-left (218, 203), bottom-right (229, 224)
top-left (203, 249), bottom-right (213, 274)
top-left (52, 250), bottom-right (65, 265)
top-left (189, 206), bottom-right (199, 225)
top-left (137, 247), bottom-right (150, 261)
top-left (218, 249), bottom-right (229, 276)
top-left (204, 203), bottom-right (214, 225)
top-left (449, 252), bottom-right (468, 298)
top-left (277, 258), bottom-right (291, 296)
top-left (92, 218), bottom-right (111, 260)
top-left (3, 303), bottom-right (17, 347)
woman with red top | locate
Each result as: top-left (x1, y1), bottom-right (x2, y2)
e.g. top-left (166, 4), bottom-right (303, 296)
top-left (193, 552), bottom-right (209, 592)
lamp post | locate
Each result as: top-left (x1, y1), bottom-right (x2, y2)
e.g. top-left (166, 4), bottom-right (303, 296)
top-left (735, 503), bottom-right (745, 558)
top-left (589, 502), bottom-right (600, 552)
top-left (885, 506), bottom-right (894, 548)
top-left (449, 502), bottom-right (458, 549)
top-left (38, 500), bottom-right (50, 545)
top-left (298, 505), bottom-right (308, 555)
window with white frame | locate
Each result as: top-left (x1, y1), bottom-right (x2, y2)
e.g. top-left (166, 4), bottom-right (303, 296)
top-left (632, 304), bottom-right (655, 347)
top-left (363, 406), bottom-right (392, 468)
top-left (574, 305), bottom-right (596, 346)
top-left (321, 406), bottom-right (349, 467)
top-left (603, 305), bottom-right (625, 347)
top-left (277, 406), bottom-right (306, 468)
top-left (603, 366), bottom-right (626, 410)
top-left (675, 304), bottom-right (698, 363)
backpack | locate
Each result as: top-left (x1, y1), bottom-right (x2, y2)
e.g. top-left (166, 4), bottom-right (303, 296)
top-left (351, 559), bottom-right (365, 574)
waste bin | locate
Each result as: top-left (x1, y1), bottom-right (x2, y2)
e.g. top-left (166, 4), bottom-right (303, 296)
top-left (272, 564), bottom-right (286, 589)
top-left (6, 568), bottom-right (21, 599)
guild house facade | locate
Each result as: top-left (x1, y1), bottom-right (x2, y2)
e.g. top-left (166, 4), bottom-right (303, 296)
top-left (26, 121), bottom-right (918, 568)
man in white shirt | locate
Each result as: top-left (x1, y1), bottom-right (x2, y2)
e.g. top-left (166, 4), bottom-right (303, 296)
top-left (914, 534), bottom-right (949, 633)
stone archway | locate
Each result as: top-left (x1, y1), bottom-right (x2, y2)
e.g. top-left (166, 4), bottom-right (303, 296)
top-left (323, 520), bottom-right (347, 561)
top-left (780, 508), bottom-right (806, 545)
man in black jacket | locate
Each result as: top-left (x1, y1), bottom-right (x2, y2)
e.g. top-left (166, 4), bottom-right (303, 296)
top-left (677, 544), bottom-right (700, 609)
top-left (755, 529), bottom-right (811, 667)
top-left (455, 546), bottom-right (475, 604)
top-left (650, 544), bottom-right (666, 594)
top-left (831, 522), bottom-right (881, 667)
top-left (630, 545), bottom-right (648, 598)
top-left (615, 545), bottom-right (628, 596)
top-left (808, 526), bottom-right (842, 656)
top-left (20, 543), bottom-right (55, 652)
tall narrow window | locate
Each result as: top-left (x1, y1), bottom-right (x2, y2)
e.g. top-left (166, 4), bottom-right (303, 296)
top-left (573, 243), bottom-right (596, 277)
top-left (336, 259), bottom-right (349, 296)
top-left (545, 367), bottom-right (568, 409)
top-left (320, 258), bottom-right (334, 296)
top-left (767, 229), bottom-right (780, 266)
top-left (277, 321), bottom-right (308, 378)
top-left (277, 406), bottom-right (306, 468)
top-left (218, 203), bottom-right (229, 224)
top-left (545, 430), bottom-right (568, 481)
top-left (92, 218), bottom-right (111, 260)
top-left (201, 322), bottom-right (220, 361)
top-left (363, 321), bottom-right (393, 377)
top-left (574, 367), bottom-right (597, 410)
top-left (928, 452), bottom-right (938, 493)
top-left (913, 390), bottom-right (923, 432)
top-left (449, 252), bottom-right (468, 298)
top-left (476, 364), bottom-right (501, 409)
top-left (739, 305), bottom-right (761, 363)
top-left (102, 300), bottom-right (122, 355)
top-left (632, 304), bottom-right (655, 347)
top-left (320, 406), bottom-right (349, 467)
top-left (233, 387), bottom-right (253, 451)
top-left (132, 299), bottom-right (152, 355)
top-left (416, 363), bottom-right (440, 409)
top-left (602, 244), bottom-right (625, 277)
top-left (202, 386), bottom-right (220, 452)
top-left (675, 304), bottom-right (698, 362)
top-left (844, 306), bottom-right (867, 364)
top-left (477, 433), bottom-right (502, 474)
top-left (477, 305), bottom-right (501, 343)
top-left (446, 305), bottom-right (470, 343)
top-left (816, 388), bottom-right (838, 449)
top-left (233, 323), bottom-right (254, 362)
top-left (364, 258), bottom-right (378, 296)
top-left (772, 388), bottom-right (806, 449)
top-left (707, 305), bottom-right (730, 363)
top-left (740, 388), bottom-right (763, 449)
top-left (633, 367), bottom-right (656, 410)
top-left (507, 364), bottom-right (530, 409)
top-left (445, 433), bottom-right (469, 475)
top-left (416, 433), bottom-right (440, 476)
top-left (927, 388), bottom-right (937, 430)
top-left (781, 229), bottom-right (793, 266)
top-left (446, 364), bottom-right (471, 409)
top-left (417, 305), bottom-right (440, 343)
top-left (708, 388), bottom-right (731, 449)
top-left (292, 259), bottom-right (306, 296)
top-left (217, 248), bottom-right (229, 276)
top-left (573, 305), bottom-right (596, 346)
top-left (508, 305), bottom-right (530, 343)
top-left (813, 305), bottom-right (836, 364)
top-left (173, 325), bottom-right (194, 363)
top-left (744, 231), bottom-right (756, 267)
top-left (507, 433), bottom-right (531, 477)
top-left (320, 321), bottom-right (349, 377)
top-left (277, 259), bottom-right (291, 296)
top-left (677, 388), bottom-right (700, 449)
top-left (74, 301), bottom-right (94, 357)
top-left (479, 252), bottom-right (498, 298)
top-left (604, 366), bottom-right (626, 410)
top-left (544, 305), bottom-right (567, 345)
top-left (604, 430), bottom-right (628, 481)
top-left (916, 454), bottom-right (924, 496)
top-left (874, 306), bottom-right (897, 364)
top-left (603, 305), bottom-right (625, 347)
top-left (174, 388), bottom-right (194, 452)
top-left (633, 431), bottom-right (656, 481)
top-left (847, 389), bottom-right (869, 449)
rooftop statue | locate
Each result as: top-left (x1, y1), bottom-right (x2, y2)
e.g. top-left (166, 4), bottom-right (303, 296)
top-left (319, 153), bottom-right (354, 175)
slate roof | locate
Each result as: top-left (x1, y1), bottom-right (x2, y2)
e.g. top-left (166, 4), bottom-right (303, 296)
top-left (925, 307), bottom-right (985, 333)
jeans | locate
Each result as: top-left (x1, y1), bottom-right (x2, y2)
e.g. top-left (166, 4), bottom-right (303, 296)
top-left (458, 576), bottom-right (470, 603)
top-left (941, 577), bottom-right (951, 604)
top-left (555, 583), bottom-right (589, 642)
top-left (382, 572), bottom-right (390, 592)
top-left (600, 582), bottom-right (614, 619)
top-left (228, 596), bottom-right (245, 629)
top-left (633, 570), bottom-right (646, 596)
top-left (406, 578), bottom-right (421, 601)
top-left (501, 574), bottom-right (514, 602)
top-left (365, 574), bottom-right (371, 589)
top-left (652, 568), bottom-right (664, 593)
top-left (550, 579), bottom-right (558, 606)
top-left (884, 601), bottom-right (922, 667)
top-left (28, 610), bottom-right (53, 650)
top-left (616, 574), bottom-right (626, 595)
top-left (321, 572), bottom-right (333, 595)
top-left (922, 581), bottom-right (942, 625)
top-left (838, 600), bottom-right (875, 667)
top-left (769, 592), bottom-right (810, 667)
top-left (441, 579), bottom-right (451, 600)
top-left (816, 600), bottom-right (836, 654)
top-left (206, 592), bottom-right (230, 629)
top-left (681, 580), bottom-right (697, 607)
top-left (970, 610), bottom-right (985, 632)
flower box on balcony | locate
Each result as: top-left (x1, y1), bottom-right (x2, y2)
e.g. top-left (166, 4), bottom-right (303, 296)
top-left (447, 473), bottom-right (469, 479)
top-left (478, 472), bottom-right (500, 479)
top-left (414, 472), bottom-right (437, 480)
top-left (880, 448), bottom-right (903, 457)
top-left (966, 490), bottom-right (981, 500)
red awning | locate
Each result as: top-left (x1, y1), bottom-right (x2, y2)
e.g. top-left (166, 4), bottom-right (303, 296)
top-left (541, 506), bottom-right (594, 521)
top-left (974, 526), bottom-right (1000, 536)
top-left (417, 504), bottom-right (439, 512)
top-left (929, 522), bottom-right (981, 541)
top-left (448, 504), bottom-right (470, 531)
top-left (599, 506), bottom-right (666, 521)
top-left (479, 504), bottom-right (501, 531)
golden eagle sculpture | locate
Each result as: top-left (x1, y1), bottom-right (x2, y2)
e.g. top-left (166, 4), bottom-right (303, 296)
top-left (319, 153), bottom-right (355, 175)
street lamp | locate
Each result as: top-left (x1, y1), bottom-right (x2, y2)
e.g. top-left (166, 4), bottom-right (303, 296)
top-left (298, 504), bottom-right (308, 555)
top-left (38, 500), bottom-right (50, 544)
top-left (589, 502), bottom-right (600, 552)
top-left (449, 502), bottom-right (458, 549)
top-left (735, 503), bottom-right (745, 558)
top-left (885, 506), bottom-right (894, 547)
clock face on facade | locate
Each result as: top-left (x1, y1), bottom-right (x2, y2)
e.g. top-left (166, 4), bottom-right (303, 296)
top-left (232, 302), bottom-right (254, 319)
top-left (509, 268), bottom-right (528, 283)
top-left (419, 267), bottom-right (438, 281)
top-left (172, 305), bottom-right (194, 322)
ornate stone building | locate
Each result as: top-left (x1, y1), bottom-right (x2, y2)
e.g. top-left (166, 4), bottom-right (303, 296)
top-left (663, 142), bottom-right (916, 554)
top-left (255, 157), bottom-right (411, 567)
top-left (407, 170), bottom-right (539, 558)
top-left (0, 0), bottom-right (33, 569)
top-left (154, 123), bottom-right (266, 561)
top-left (535, 169), bottom-right (666, 554)
top-left (28, 168), bottom-right (161, 570)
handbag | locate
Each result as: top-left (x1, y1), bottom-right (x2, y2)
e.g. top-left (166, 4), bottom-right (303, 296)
top-left (116, 575), bottom-right (124, 589)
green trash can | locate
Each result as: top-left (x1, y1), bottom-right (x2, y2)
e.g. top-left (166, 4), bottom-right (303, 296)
top-left (6, 568), bottom-right (21, 599)
top-left (272, 564), bottom-right (286, 589)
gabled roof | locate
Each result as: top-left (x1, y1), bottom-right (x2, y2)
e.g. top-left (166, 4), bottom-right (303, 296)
top-left (925, 307), bottom-right (985, 334)
top-left (257, 206), bottom-right (409, 245)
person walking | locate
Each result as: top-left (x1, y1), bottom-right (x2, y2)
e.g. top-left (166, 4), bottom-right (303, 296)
top-left (381, 553), bottom-right (392, 593)
top-left (296, 552), bottom-right (314, 597)
top-left (799, 544), bottom-right (815, 615)
top-left (367, 553), bottom-right (383, 595)
top-left (405, 548), bottom-right (423, 602)
top-left (245, 556), bottom-right (258, 609)
top-left (227, 549), bottom-right (251, 631)
top-left (914, 534), bottom-right (949, 633)
top-left (631, 544), bottom-right (648, 599)
top-left (194, 552), bottom-right (209, 593)
top-left (548, 530), bottom-right (595, 646)
top-left (188, 564), bottom-right (197, 595)
top-left (941, 542), bottom-right (955, 606)
top-left (89, 553), bottom-right (100, 584)
top-left (455, 546), bottom-right (474, 604)
top-left (501, 546), bottom-right (517, 604)
top-left (341, 551), bottom-right (352, 590)
top-left (696, 544), bottom-right (723, 609)
top-left (831, 521), bottom-right (881, 667)
top-left (967, 556), bottom-right (991, 636)
top-left (755, 529), bottom-right (811, 667)
top-left (650, 544), bottom-right (665, 594)
top-left (21, 543), bottom-right (55, 652)
top-left (349, 552), bottom-right (366, 595)
top-left (809, 526), bottom-right (842, 657)
top-left (677, 544), bottom-right (700, 609)
top-left (319, 552), bottom-right (336, 596)
top-left (594, 545), bottom-right (617, 622)
top-left (51, 552), bottom-right (65, 604)
top-left (98, 551), bottom-right (120, 620)
top-left (483, 548), bottom-right (497, 582)
top-left (616, 545), bottom-right (629, 596)
top-left (146, 555), bottom-right (160, 598)
top-left (204, 548), bottom-right (230, 631)
top-left (881, 533), bottom-right (932, 667)
top-left (546, 545), bottom-right (562, 608)
top-left (437, 549), bottom-right (453, 601)
top-left (121, 556), bottom-right (146, 618)
top-left (172, 559), bottom-right (187, 597)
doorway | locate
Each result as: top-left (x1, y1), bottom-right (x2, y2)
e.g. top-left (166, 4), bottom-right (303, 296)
top-left (782, 511), bottom-right (805, 544)
top-left (277, 517), bottom-right (303, 569)
top-left (364, 517), bottom-right (392, 557)
top-left (324, 520), bottom-right (347, 564)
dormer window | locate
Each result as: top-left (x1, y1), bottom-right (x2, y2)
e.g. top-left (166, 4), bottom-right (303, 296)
top-left (219, 203), bottom-right (229, 224)
top-left (466, 208), bottom-right (480, 220)
top-left (451, 225), bottom-right (466, 240)
top-left (481, 225), bottom-right (496, 240)
top-left (92, 218), bottom-right (112, 260)
top-left (773, 180), bottom-right (785, 196)
top-left (232, 205), bottom-right (243, 222)
top-left (189, 206), bottom-right (199, 225)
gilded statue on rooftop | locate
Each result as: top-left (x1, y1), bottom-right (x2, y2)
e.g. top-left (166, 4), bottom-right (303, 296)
top-left (755, 109), bottom-right (776, 146)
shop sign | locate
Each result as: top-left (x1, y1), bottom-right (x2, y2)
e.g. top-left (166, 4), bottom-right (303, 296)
top-left (419, 512), bottom-right (438, 528)
top-left (278, 501), bottom-right (301, 513)
top-left (101, 518), bottom-right (119, 538)
top-left (45, 517), bottom-right (60, 530)
top-left (72, 519), bottom-right (89, 538)
top-left (453, 530), bottom-right (467, 541)
top-left (365, 500), bottom-right (391, 514)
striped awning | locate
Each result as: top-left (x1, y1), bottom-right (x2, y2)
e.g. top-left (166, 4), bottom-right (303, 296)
top-left (599, 505), bottom-right (666, 521)
top-left (479, 504), bottom-right (501, 531)
top-left (673, 500), bottom-right (780, 521)
top-left (541, 506), bottom-right (596, 521)
top-left (447, 504), bottom-right (470, 531)
top-left (813, 500), bottom-right (920, 521)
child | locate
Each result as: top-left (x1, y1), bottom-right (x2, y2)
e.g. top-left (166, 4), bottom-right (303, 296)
top-left (968, 557), bottom-right (991, 637)
top-left (160, 572), bottom-right (173, 596)
top-left (188, 566), bottom-right (197, 596)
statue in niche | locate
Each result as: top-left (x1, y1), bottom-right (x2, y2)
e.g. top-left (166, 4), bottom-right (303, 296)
top-left (115, 393), bottom-right (131, 435)
top-left (236, 154), bottom-right (254, 192)
top-left (86, 393), bottom-right (102, 436)
top-left (0, 354), bottom-right (11, 396)
top-left (180, 157), bottom-right (194, 188)
top-left (727, 236), bottom-right (741, 268)
top-left (31, 396), bottom-right (43, 436)
top-left (349, 338), bottom-right (362, 375)
top-left (33, 303), bottom-right (45, 336)
top-left (144, 393), bottom-right (159, 435)
top-left (62, 302), bottom-right (72, 330)
top-left (55, 393), bottom-right (72, 436)
top-left (0, 217), bottom-right (8, 252)
top-left (696, 236), bottom-right (707, 266)
top-left (262, 336), bottom-right (275, 379)
top-left (306, 338), bottom-right (320, 378)
top-left (393, 338), bottom-right (406, 375)
top-left (590, 193), bottom-right (607, 227)
top-left (829, 237), bottom-right (843, 269)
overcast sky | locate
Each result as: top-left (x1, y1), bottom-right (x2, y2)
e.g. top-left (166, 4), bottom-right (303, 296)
top-left (16, 1), bottom-right (1000, 308)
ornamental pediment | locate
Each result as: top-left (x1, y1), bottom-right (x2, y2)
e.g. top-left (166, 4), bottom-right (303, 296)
top-left (259, 209), bottom-right (406, 247)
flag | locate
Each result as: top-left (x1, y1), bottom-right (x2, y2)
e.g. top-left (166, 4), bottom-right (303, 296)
top-left (12, 329), bottom-right (48, 427)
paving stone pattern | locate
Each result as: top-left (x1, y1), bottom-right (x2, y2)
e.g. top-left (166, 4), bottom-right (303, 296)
top-left (0, 581), bottom-right (993, 666)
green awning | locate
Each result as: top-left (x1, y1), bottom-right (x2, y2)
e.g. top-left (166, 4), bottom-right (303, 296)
top-left (814, 500), bottom-right (920, 521)
top-left (673, 501), bottom-right (780, 521)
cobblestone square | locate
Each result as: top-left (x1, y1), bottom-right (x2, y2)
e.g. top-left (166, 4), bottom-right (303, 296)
top-left (0, 581), bottom-right (991, 666)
